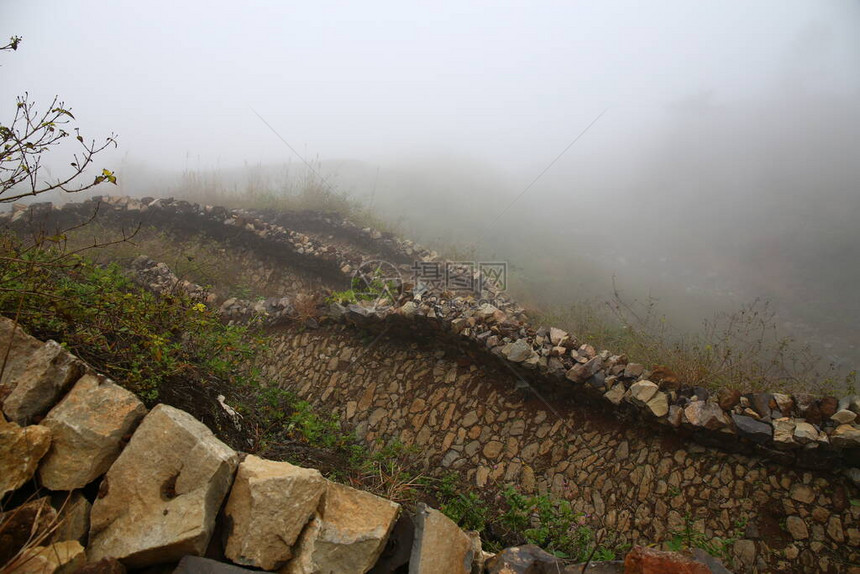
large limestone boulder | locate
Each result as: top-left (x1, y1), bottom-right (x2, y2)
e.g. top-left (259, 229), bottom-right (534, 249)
top-left (409, 504), bottom-right (476, 574)
top-left (0, 317), bottom-right (44, 402)
top-left (284, 480), bottom-right (400, 574)
top-left (0, 415), bottom-right (51, 498)
top-left (38, 374), bottom-right (146, 490)
top-left (223, 456), bottom-right (326, 570)
top-left (88, 404), bottom-right (238, 567)
top-left (2, 341), bottom-right (83, 424)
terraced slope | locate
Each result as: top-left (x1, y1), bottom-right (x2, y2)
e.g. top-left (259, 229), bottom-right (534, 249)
top-left (3, 196), bottom-right (859, 573)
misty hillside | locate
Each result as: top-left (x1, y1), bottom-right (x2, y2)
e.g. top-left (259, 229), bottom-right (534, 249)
top-left (3, 4), bottom-right (860, 572)
top-left (2, 1), bottom-right (858, 384)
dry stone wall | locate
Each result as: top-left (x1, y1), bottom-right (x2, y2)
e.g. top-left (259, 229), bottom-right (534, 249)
top-left (3, 197), bottom-right (858, 469)
top-left (4, 196), bottom-right (860, 573)
top-left (0, 317), bottom-right (486, 574)
top-left (262, 324), bottom-right (859, 573)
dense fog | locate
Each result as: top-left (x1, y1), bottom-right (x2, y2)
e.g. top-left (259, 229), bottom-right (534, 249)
top-left (2, 1), bottom-right (858, 379)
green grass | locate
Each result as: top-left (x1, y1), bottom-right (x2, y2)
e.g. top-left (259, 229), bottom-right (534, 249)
top-left (0, 244), bottom-right (259, 401)
top-left (431, 472), bottom-right (628, 561)
top-left (666, 515), bottom-right (748, 568)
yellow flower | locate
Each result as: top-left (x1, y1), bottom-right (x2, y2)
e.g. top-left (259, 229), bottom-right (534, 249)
top-left (192, 303), bottom-right (206, 312)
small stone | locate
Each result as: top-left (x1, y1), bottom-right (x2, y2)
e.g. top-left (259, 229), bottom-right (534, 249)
top-left (603, 383), bottom-right (626, 405)
top-left (772, 418), bottom-right (797, 447)
top-left (773, 393), bottom-right (794, 416)
top-left (732, 414), bottom-right (772, 444)
top-left (646, 392), bottom-right (669, 417)
top-left (624, 363), bottom-right (645, 379)
top-left (790, 484), bottom-right (815, 504)
top-left (51, 491), bottom-right (91, 545)
top-left (786, 516), bottom-right (809, 540)
top-left (566, 357), bottom-right (602, 384)
top-left (750, 393), bottom-right (774, 421)
top-left (0, 416), bottom-right (51, 498)
top-left (717, 388), bottom-right (741, 410)
top-left (509, 419), bottom-right (526, 436)
top-left (502, 339), bottom-right (534, 363)
top-left (483, 441), bottom-right (504, 459)
top-left (461, 411), bottom-right (479, 427)
top-left (476, 466), bottom-right (489, 487)
top-left (628, 380), bottom-right (659, 406)
top-left (832, 409), bottom-right (857, 424)
top-left (684, 401), bottom-right (729, 430)
top-left (474, 303), bottom-right (501, 321)
top-left (548, 327), bottom-right (569, 346)
top-left (827, 516), bottom-right (844, 542)
top-left (819, 397), bottom-right (839, 417)
top-left (733, 540), bottom-right (756, 570)
top-left (793, 422), bottom-right (819, 444)
top-left (830, 424), bottom-right (860, 448)
top-left (520, 466), bottom-right (536, 494)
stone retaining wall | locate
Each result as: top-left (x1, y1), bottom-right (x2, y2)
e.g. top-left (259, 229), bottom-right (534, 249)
top-left (3, 197), bottom-right (858, 469)
top-left (4, 197), bottom-right (860, 572)
top-left (0, 317), bottom-right (485, 573)
top-left (261, 322), bottom-right (859, 573)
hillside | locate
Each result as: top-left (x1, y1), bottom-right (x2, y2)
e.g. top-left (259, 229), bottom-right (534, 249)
top-left (1, 196), bottom-right (859, 573)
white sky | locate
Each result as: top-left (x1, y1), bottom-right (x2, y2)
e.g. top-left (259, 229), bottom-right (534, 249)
top-left (2, 1), bottom-right (858, 171)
